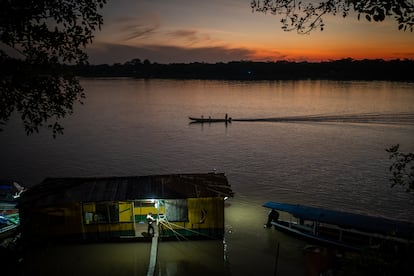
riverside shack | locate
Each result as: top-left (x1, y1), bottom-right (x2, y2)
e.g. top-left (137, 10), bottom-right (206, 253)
top-left (18, 173), bottom-right (233, 242)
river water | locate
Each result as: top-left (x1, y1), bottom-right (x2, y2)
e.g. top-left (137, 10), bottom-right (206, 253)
top-left (1, 79), bottom-right (414, 275)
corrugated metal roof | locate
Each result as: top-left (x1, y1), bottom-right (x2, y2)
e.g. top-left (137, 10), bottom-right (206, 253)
top-left (19, 173), bottom-right (233, 207)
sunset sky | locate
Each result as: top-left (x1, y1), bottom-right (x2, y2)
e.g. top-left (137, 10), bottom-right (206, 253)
top-left (87, 0), bottom-right (414, 64)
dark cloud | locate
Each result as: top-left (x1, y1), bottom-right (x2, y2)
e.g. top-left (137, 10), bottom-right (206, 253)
top-left (87, 43), bottom-right (255, 64)
top-left (168, 29), bottom-right (198, 38)
top-left (123, 24), bottom-right (160, 41)
top-left (253, 52), bottom-right (288, 61)
top-left (110, 14), bottom-right (162, 42)
top-left (166, 29), bottom-right (211, 43)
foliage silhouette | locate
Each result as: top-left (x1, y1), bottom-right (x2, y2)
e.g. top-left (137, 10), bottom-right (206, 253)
top-left (0, 0), bottom-right (106, 137)
top-left (386, 144), bottom-right (414, 194)
top-left (251, 0), bottom-right (414, 34)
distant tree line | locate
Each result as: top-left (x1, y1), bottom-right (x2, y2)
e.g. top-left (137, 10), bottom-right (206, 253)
top-left (73, 58), bottom-right (414, 81)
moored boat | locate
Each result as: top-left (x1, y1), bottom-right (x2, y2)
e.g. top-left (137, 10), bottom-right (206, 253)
top-left (1, 181), bottom-right (24, 240)
top-left (264, 201), bottom-right (414, 251)
top-left (0, 213), bottom-right (20, 240)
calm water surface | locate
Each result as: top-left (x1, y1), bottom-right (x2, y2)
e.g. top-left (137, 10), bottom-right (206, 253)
top-left (1, 79), bottom-right (414, 275)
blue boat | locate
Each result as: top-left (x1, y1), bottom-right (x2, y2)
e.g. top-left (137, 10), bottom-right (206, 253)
top-left (263, 201), bottom-right (414, 250)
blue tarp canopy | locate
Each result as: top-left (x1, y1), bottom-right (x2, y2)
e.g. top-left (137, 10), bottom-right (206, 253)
top-left (263, 201), bottom-right (414, 239)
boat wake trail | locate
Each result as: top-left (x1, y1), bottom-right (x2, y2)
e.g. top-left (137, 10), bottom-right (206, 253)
top-left (233, 112), bottom-right (414, 125)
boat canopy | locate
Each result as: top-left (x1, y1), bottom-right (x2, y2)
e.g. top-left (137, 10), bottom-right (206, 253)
top-left (263, 201), bottom-right (414, 239)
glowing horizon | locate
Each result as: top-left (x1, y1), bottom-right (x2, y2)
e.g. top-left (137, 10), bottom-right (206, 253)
top-left (87, 1), bottom-right (414, 64)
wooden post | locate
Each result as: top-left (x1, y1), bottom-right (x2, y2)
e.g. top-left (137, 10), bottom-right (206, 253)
top-left (274, 241), bottom-right (280, 276)
top-left (132, 201), bottom-right (136, 236)
top-left (147, 225), bottom-right (159, 276)
top-left (80, 202), bottom-right (86, 240)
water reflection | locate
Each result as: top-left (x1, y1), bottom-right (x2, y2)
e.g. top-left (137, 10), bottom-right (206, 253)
top-left (19, 199), bottom-right (308, 276)
top-left (157, 240), bottom-right (230, 276)
top-left (22, 242), bottom-right (151, 276)
top-left (1, 79), bottom-right (414, 275)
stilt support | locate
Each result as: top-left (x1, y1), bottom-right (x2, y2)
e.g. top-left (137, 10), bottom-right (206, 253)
top-left (147, 226), bottom-right (159, 276)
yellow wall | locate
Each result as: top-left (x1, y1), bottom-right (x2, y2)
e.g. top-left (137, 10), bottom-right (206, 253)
top-left (134, 205), bottom-right (165, 220)
top-left (188, 197), bottom-right (224, 229)
top-left (157, 197), bottom-right (224, 233)
top-left (30, 203), bottom-right (84, 237)
top-left (119, 202), bottom-right (133, 222)
top-left (26, 198), bottom-right (225, 240)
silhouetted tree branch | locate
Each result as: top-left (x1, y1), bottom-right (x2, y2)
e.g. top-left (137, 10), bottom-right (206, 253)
top-left (251, 0), bottom-right (414, 34)
top-left (386, 144), bottom-right (414, 194)
top-left (0, 0), bottom-right (106, 137)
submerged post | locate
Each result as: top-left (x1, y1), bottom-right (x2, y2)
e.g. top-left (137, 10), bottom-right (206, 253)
top-left (274, 241), bottom-right (280, 276)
